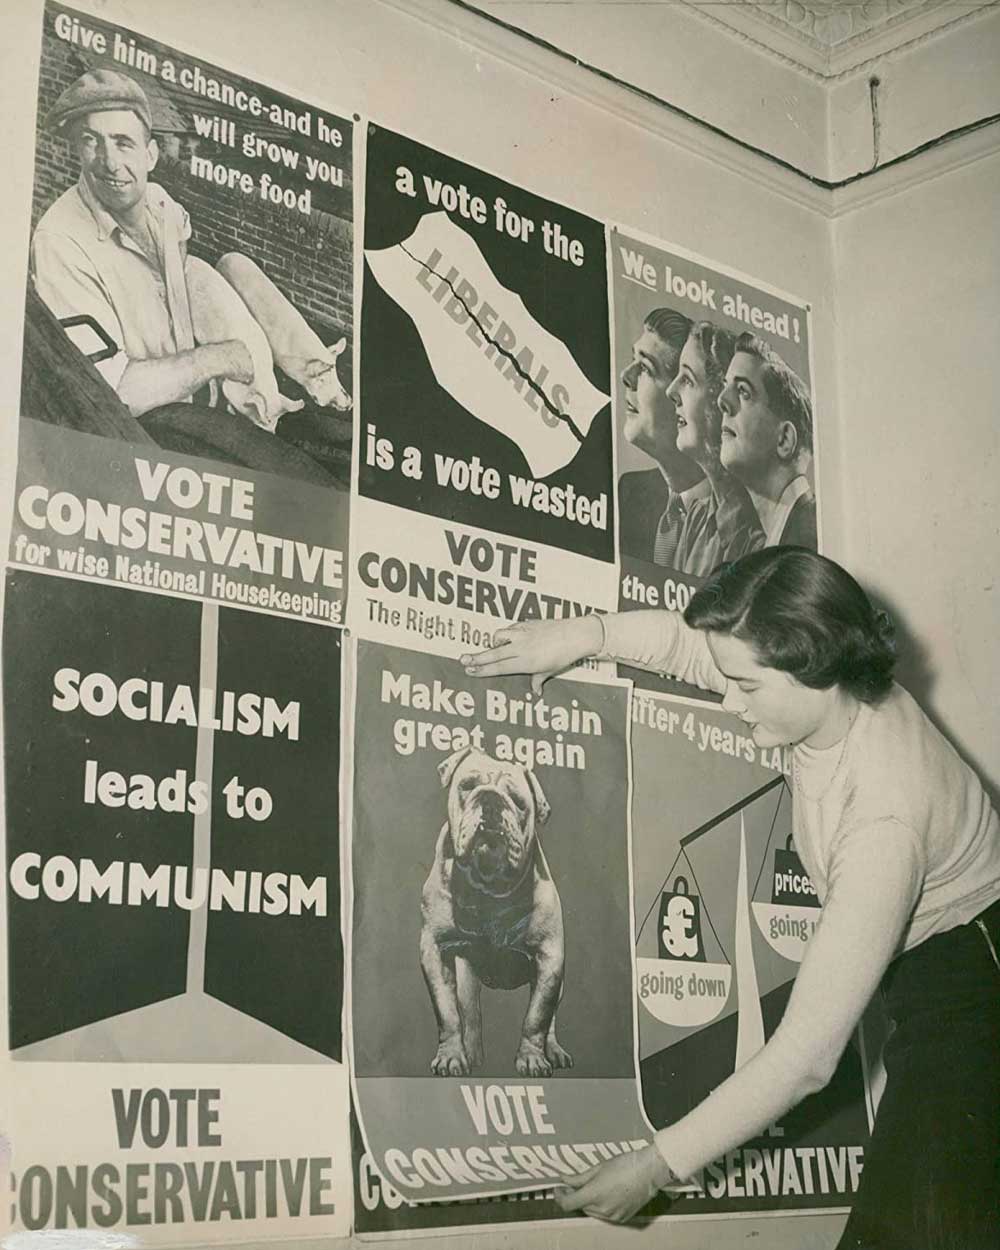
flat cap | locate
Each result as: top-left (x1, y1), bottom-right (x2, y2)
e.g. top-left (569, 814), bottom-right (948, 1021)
top-left (46, 69), bottom-right (153, 134)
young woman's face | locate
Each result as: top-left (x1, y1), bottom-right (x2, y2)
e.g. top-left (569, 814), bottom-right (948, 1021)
top-left (666, 336), bottom-right (720, 460)
top-left (708, 632), bottom-right (834, 749)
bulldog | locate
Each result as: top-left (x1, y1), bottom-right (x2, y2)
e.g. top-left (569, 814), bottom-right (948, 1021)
top-left (420, 746), bottom-right (573, 1078)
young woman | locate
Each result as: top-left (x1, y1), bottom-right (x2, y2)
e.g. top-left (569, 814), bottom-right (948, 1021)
top-left (664, 320), bottom-right (765, 576)
top-left (462, 548), bottom-right (1000, 1249)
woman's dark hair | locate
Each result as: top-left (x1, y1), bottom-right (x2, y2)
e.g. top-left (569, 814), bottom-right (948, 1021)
top-left (684, 548), bottom-right (896, 703)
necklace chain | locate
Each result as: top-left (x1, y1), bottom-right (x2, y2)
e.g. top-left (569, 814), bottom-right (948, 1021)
top-left (793, 704), bottom-right (859, 801)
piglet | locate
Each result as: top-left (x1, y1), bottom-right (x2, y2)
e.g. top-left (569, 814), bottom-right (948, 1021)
top-left (186, 256), bottom-right (304, 432)
top-left (216, 252), bottom-right (352, 411)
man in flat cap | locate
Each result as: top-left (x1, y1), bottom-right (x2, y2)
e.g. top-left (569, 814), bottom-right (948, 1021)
top-left (31, 68), bottom-right (254, 416)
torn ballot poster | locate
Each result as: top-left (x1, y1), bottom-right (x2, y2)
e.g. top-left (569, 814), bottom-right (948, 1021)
top-left (348, 639), bottom-right (654, 1202)
top-left (630, 691), bottom-right (871, 1215)
top-left (358, 125), bottom-right (614, 565)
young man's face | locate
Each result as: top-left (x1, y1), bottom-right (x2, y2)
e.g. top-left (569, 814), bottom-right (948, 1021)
top-left (73, 109), bottom-right (157, 218)
top-left (718, 352), bottom-right (782, 483)
top-left (619, 327), bottom-right (681, 465)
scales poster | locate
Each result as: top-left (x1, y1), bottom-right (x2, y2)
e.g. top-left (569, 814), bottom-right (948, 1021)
top-left (631, 690), bottom-right (870, 1214)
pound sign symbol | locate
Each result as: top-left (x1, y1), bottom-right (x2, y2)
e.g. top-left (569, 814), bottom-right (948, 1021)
top-left (662, 894), bottom-right (698, 959)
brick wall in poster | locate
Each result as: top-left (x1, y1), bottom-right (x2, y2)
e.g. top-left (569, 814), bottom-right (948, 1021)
top-left (30, 11), bottom-right (353, 338)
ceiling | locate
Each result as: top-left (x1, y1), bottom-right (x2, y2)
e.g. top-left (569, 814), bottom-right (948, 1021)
top-left (741, 0), bottom-right (957, 47)
top-left (695, 0), bottom-right (991, 75)
top-left (468, 1), bottom-right (995, 78)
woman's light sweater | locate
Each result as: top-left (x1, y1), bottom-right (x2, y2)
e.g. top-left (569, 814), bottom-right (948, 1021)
top-left (599, 609), bottom-right (1000, 1181)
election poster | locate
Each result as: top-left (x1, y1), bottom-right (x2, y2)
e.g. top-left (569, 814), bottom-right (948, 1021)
top-left (349, 639), bottom-right (655, 1203)
top-left (630, 691), bottom-right (871, 1215)
top-left (4, 1060), bottom-right (351, 1242)
top-left (352, 501), bottom-right (611, 664)
top-left (360, 126), bottom-right (612, 555)
top-left (352, 125), bottom-right (617, 651)
top-left (610, 227), bottom-right (816, 697)
top-left (350, 1108), bottom-right (574, 1237)
top-left (1, 567), bottom-right (351, 1237)
top-left (3, 569), bottom-right (343, 1062)
top-left (12, 2), bottom-right (355, 625)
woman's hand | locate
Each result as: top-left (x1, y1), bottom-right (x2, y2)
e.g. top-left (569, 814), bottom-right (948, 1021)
top-left (461, 616), bottom-right (604, 693)
top-left (554, 1145), bottom-right (676, 1223)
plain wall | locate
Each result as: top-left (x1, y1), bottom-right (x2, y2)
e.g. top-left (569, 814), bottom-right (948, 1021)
top-left (464, 0), bottom-right (831, 177)
top-left (832, 149), bottom-right (1000, 803)
top-left (470, 0), bottom-right (1000, 183)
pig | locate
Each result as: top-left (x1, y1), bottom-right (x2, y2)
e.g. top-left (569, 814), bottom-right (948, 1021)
top-left (216, 252), bottom-right (352, 412)
top-left (185, 255), bottom-right (304, 432)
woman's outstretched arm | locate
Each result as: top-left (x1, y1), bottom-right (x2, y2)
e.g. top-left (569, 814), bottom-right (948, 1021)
top-left (462, 610), bottom-right (726, 695)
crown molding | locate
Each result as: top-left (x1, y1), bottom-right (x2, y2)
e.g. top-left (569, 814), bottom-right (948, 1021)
top-left (681, 1), bottom-right (996, 79)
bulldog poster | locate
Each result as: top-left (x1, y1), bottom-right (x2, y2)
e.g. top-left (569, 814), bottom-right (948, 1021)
top-left (10, 2), bottom-right (354, 626)
top-left (350, 1107), bottom-right (575, 1237)
top-left (3, 569), bottom-right (343, 1063)
top-left (358, 125), bottom-right (614, 566)
top-left (349, 639), bottom-right (654, 1203)
top-left (610, 226), bottom-right (816, 697)
top-left (630, 690), bottom-right (871, 1215)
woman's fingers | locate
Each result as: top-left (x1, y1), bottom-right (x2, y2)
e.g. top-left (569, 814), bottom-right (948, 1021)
top-left (552, 1149), bottom-right (665, 1224)
top-left (553, 1166), bottom-right (600, 1210)
top-left (471, 626), bottom-right (517, 656)
top-left (554, 1188), bottom-right (586, 1213)
top-left (460, 635), bottom-right (554, 688)
top-left (461, 651), bottom-right (526, 678)
top-left (460, 627), bottom-right (521, 673)
top-left (462, 617), bottom-right (599, 681)
top-left (555, 1181), bottom-right (616, 1221)
top-left (558, 1166), bottom-right (599, 1194)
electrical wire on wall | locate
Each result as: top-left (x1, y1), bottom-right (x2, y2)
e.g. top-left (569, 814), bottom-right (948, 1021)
top-left (868, 76), bottom-right (882, 172)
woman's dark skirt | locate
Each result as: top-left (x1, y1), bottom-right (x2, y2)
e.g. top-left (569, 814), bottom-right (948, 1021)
top-left (835, 896), bottom-right (1000, 1249)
